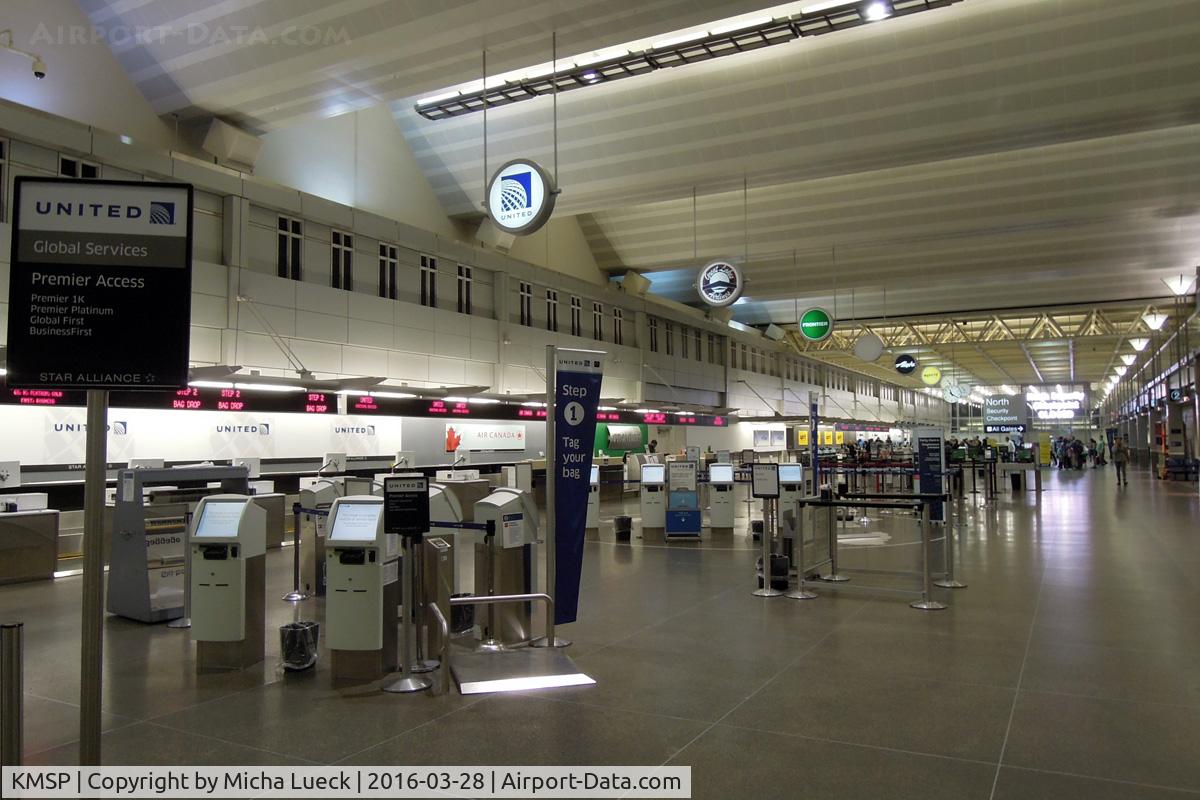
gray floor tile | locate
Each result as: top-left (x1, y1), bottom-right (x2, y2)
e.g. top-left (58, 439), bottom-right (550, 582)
top-left (1022, 641), bottom-right (1200, 707)
top-left (1003, 690), bottom-right (1200, 790)
top-left (993, 766), bottom-right (1200, 799)
top-left (26, 721), bottom-right (315, 766)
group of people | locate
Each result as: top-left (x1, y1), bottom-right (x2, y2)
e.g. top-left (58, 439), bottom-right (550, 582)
top-left (1052, 435), bottom-right (1105, 470)
top-left (845, 436), bottom-right (894, 460)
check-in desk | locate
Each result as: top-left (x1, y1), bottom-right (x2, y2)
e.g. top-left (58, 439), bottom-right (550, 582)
top-left (707, 464), bottom-right (735, 536)
top-left (0, 510), bottom-right (60, 584)
top-left (190, 495), bottom-right (266, 671)
top-left (639, 464), bottom-right (667, 543)
top-left (325, 497), bottom-right (400, 680)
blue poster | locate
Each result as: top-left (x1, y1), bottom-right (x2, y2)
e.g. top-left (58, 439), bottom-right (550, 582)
top-left (553, 350), bottom-right (604, 624)
top-left (914, 427), bottom-right (945, 522)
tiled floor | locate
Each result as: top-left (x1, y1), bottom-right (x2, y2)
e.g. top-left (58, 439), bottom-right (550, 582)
top-left (4, 466), bottom-right (1199, 798)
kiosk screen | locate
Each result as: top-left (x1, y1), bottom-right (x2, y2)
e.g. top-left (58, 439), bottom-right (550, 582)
top-left (194, 501), bottom-right (245, 538)
top-left (709, 464), bottom-right (733, 483)
top-left (779, 464), bottom-right (802, 483)
top-left (329, 502), bottom-right (383, 542)
top-left (641, 464), bottom-right (665, 484)
top-left (590, 465), bottom-right (600, 484)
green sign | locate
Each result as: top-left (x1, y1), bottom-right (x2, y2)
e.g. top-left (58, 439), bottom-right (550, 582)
top-left (798, 307), bottom-right (834, 342)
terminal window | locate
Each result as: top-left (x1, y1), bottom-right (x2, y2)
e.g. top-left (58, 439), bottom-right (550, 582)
top-left (277, 216), bottom-right (303, 281)
top-left (546, 289), bottom-right (559, 332)
top-left (665, 322), bottom-right (674, 356)
top-left (680, 325), bottom-right (689, 359)
top-left (420, 255), bottom-right (438, 308)
top-left (457, 265), bottom-right (473, 315)
top-left (694, 328), bottom-right (702, 361)
top-left (613, 308), bottom-right (624, 345)
top-left (519, 282), bottom-right (533, 327)
top-left (570, 296), bottom-right (582, 337)
top-left (59, 155), bottom-right (100, 179)
top-left (648, 318), bottom-right (659, 352)
top-left (331, 230), bottom-right (353, 291)
top-left (0, 139), bottom-right (6, 221)
top-left (379, 244), bottom-right (398, 299)
top-left (593, 302), bottom-right (603, 341)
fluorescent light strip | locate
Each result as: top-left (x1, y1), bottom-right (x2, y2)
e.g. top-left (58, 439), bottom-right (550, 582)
top-left (458, 673), bottom-right (595, 695)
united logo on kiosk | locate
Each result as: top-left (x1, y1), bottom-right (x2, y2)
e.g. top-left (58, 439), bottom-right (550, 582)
top-left (486, 159), bottom-right (557, 235)
top-left (696, 261), bottom-right (744, 307)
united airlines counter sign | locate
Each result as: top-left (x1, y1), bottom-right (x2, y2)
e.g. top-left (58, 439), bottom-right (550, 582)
top-left (696, 261), bottom-right (744, 307)
top-left (486, 159), bottom-right (557, 235)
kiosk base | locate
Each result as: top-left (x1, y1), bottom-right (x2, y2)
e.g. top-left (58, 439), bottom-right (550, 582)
top-left (641, 526), bottom-right (665, 545)
top-left (194, 555), bottom-right (265, 672)
top-left (329, 578), bottom-right (400, 681)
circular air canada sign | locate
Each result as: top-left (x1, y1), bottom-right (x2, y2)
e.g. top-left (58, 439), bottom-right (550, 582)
top-left (797, 307), bottom-right (834, 342)
top-left (486, 159), bottom-right (557, 235)
top-left (696, 261), bottom-right (744, 307)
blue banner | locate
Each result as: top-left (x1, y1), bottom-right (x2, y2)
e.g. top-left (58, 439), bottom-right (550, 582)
top-left (553, 351), bottom-right (604, 624)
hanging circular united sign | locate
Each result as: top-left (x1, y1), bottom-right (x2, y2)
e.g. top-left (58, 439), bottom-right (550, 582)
top-left (485, 159), bottom-right (557, 235)
top-left (696, 261), bottom-right (744, 307)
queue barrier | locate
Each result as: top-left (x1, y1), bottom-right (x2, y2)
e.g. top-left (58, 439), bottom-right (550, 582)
top-left (782, 494), bottom-right (952, 610)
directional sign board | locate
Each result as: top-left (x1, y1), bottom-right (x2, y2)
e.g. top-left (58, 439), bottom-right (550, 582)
top-left (6, 178), bottom-right (193, 389)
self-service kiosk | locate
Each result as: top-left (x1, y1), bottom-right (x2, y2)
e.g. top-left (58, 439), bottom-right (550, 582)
top-left (708, 463), bottom-right (735, 533)
top-left (190, 496), bottom-right (266, 671)
top-left (325, 496), bottom-right (400, 680)
top-left (778, 463), bottom-right (806, 562)
top-left (473, 488), bottom-right (538, 647)
top-left (586, 465), bottom-right (601, 534)
top-left (666, 461), bottom-right (701, 538)
top-left (639, 463), bottom-right (666, 542)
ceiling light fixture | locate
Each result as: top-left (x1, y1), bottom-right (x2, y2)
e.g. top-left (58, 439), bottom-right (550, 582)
top-left (1120, 353), bottom-right (1137, 366)
top-left (1162, 273), bottom-right (1196, 297)
top-left (1142, 310), bottom-right (1168, 330)
top-left (414, 0), bottom-right (967, 120)
top-left (1128, 337), bottom-right (1150, 352)
top-left (1114, 366), bottom-right (1127, 377)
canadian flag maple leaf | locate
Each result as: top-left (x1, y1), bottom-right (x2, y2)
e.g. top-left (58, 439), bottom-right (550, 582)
top-left (445, 427), bottom-right (462, 453)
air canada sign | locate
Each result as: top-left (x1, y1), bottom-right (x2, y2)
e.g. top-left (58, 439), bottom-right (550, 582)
top-left (445, 423), bottom-right (526, 452)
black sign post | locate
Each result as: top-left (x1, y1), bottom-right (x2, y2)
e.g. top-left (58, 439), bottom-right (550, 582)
top-left (5, 178), bottom-right (193, 765)
top-left (383, 475), bottom-right (430, 538)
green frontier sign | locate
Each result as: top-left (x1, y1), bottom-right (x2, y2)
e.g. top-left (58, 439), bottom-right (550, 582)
top-left (798, 307), bottom-right (834, 342)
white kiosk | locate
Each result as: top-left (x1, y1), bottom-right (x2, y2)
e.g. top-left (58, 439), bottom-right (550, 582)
top-left (778, 463), bottom-right (806, 563)
top-left (325, 496), bottom-right (400, 680)
top-left (708, 463), bottom-right (736, 533)
top-left (473, 488), bottom-right (539, 647)
top-left (639, 463), bottom-right (667, 542)
top-left (190, 495), bottom-right (266, 671)
top-left (586, 465), bottom-right (601, 534)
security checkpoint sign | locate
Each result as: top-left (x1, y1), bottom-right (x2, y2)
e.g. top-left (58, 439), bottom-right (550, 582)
top-left (914, 427), bottom-right (946, 523)
top-left (553, 350), bottom-right (604, 625)
top-left (6, 178), bottom-right (193, 389)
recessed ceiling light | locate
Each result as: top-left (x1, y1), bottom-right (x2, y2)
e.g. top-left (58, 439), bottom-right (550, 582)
top-left (862, 1), bottom-right (893, 21)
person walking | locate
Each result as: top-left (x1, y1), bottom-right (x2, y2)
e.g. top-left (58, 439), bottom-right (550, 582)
top-left (1112, 436), bottom-right (1129, 486)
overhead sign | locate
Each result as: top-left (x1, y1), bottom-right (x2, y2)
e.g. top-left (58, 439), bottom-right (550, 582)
top-left (751, 463), bottom-right (780, 498)
top-left (486, 159), bottom-right (557, 235)
top-left (914, 427), bottom-right (945, 523)
top-left (895, 354), bottom-right (918, 375)
top-left (797, 307), bottom-right (833, 342)
top-left (553, 349), bottom-right (604, 625)
top-left (1026, 387), bottom-right (1085, 420)
top-left (6, 178), bottom-right (193, 389)
top-left (852, 332), bottom-right (884, 362)
top-left (983, 394), bottom-right (1028, 434)
top-left (445, 423), bottom-right (525, 452)
top-left (921, 366), bottom-right (942, 386)
top-left (696, 260), bottom-right (744, 307)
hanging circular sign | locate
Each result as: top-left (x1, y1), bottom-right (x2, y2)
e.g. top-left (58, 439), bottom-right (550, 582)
top-left (894, 354), bottom-right (918, 374)
top-left (921, 365), bottom-right (942, 386)
top-left (852, 332), bottom-right (884, 362)
top-left (797, 307), bottom-right (834, 342)
top-left (696, 261), bottom-right (744, 307)
top-left (485, 158), bottom-right (557, 235)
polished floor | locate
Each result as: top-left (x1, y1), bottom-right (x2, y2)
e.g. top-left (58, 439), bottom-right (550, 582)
top-left (4, 466), bottom-right (1200, 798)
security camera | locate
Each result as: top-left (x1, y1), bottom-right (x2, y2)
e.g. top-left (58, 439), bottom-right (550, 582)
top-left (1, 30), bottom-right (46, 79)
top-left (32, 57), bottom-right (45, 79)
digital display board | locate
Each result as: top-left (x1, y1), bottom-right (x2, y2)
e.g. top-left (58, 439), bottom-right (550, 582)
top-left (0, 382), bottom-right (335, 414)
top-left (345, 397), bottom-right (727, 427)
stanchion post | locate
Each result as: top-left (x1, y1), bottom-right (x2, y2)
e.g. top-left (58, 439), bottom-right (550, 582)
top-left (752, 498), bottom-right (783, 597)
top-left (786, 500), bottom-right (818, 601)
top-left (533, 345), bottom-right (569, 648)
top-left (823, 497), bottom-right (849, 583)
top-left (1, 622), bottom-right (22, 765)
top-left (80, 389), bottom-right (108, 765)
top-left (911, 501), bottom-right (947, 610)
top-left (382, 535), bottom-right (432, 693)
top-left (935, 492), bottom-right (966, 589)
top-left (282, 504), bottom-right (308, 602)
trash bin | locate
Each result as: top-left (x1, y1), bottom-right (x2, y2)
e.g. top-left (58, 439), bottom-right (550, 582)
top-left (450, 593), bottom-right (475, 635)
top-left (280, 621), bottom-right (319, 671)
top-left (756, 554), bottom-right (790, 591)
top-left (751, 520), bottom-right (764, 541)
top-left (614, 516), bottom-right (632, 542)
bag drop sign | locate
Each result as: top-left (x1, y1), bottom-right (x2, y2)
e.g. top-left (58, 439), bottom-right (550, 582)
top-left (5, 178), bottom-right (194, 389)
top-left (553, 351), bottom-right (604, 625)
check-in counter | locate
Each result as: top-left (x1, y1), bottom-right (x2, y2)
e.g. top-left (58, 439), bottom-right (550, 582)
top-left (0, 510), bottom-right (60, 584)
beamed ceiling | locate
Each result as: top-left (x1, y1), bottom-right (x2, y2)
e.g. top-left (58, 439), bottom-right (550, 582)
top-left (81, 0), bottom-right (1200, 388)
